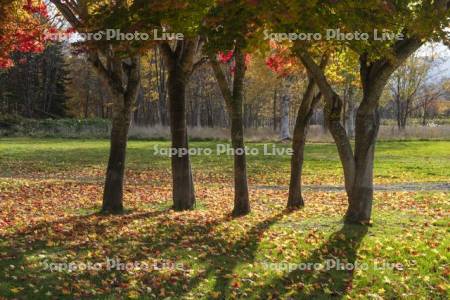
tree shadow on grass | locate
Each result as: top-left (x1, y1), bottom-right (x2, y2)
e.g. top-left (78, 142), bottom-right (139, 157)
top-left (169, 211), bottom-right (291, 299)
top-left (256, 223), bottom-right (368, 299)
top-left (0, 208), bottom-right (184, 298)
top-left (0, 207), bottom-right (296, 299)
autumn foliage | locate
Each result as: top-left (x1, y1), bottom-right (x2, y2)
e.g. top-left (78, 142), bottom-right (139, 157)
top-left (265, 41), bottom-right (301, 77)
top-left (0, 0), bottom-right (49, 68)
top-left (217, 50), bottom-right (251, 74)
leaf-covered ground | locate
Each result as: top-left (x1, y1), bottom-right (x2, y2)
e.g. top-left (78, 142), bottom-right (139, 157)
top-left (0, 138), bottom-right (449, 299)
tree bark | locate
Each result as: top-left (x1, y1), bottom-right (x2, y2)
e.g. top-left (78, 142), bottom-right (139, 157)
top-left (160, 40), bottom-right (200, 211)
top-left (167, 68), bottom-right (196, 210)
top-left (230, 109), bottom-right (250, 216)
top-left (210, 47), bottom-right (250, 217)
top-left (102, 99), bottom-right (131, 213)
top-left (344, 41), bottom-right (422, 223)
top-left (288, 76), bottom-right (321, 209)
top-left (279, 76), bottom-right (292, 140)
top-left (101, 56), bottom-right (141, 214)
top-left (345, 103), bottom-right (379, 223)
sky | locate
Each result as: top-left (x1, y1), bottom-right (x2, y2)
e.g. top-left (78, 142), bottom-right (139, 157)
top-left (421, 43), bottom-right (450, 82)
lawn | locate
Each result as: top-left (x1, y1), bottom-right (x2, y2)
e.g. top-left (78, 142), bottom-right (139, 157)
top-left (0, 138), bottom-right (449, 299)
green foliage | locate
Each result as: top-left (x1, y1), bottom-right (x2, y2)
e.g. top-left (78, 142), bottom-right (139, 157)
top-left (261, 0), bottom-right (449, 61)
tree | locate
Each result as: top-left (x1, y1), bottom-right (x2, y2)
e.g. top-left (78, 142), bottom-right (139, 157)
top-left (50, 0), bottom-right (141, 214)
top-left (388, 52), bottom-right (436, 129)
top-left (0, 43), bottom-right (69, 118)
top-left (265, 41), bottom-right (322, 208)
top-left (205, 0), bottom-right (262, 216)
top-left (0, 0), bottom-right (48, 68)
top-left (326, 51), bottom-right (361, 138)
top-left (159, 39), bottom-right (203, 211)
top-left (263, 0), bottom-right (450, 223)
top-left (293, 0), bottom-right (449, 224)
top-left (128, 0), bottom-right (214, 211)
top-left (278, 76), bottom-right (293, 140)
top-left (243, 54), bottom-right (281, 129)
top-left (418, 83), bottom-right (444, 125)
top-left (210, 47), bottom-right (251, 216)
top-left (65, 54), bottom-right (113, 119)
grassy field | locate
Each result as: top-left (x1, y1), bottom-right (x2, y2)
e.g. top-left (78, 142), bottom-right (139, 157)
top-left (1, 138), bottom-right (449, 184)
top-left (0, 138), bottom-right (449, 299)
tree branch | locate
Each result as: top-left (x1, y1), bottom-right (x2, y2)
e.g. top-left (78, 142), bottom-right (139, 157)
top-left (88, 51), bottom-right (125, 95)
top-left (295, 48), bottom-right (355, 193)
top-left (49, 0), bottom-right (83, 29)
top-left (209, 54), bottom-right (233, 113)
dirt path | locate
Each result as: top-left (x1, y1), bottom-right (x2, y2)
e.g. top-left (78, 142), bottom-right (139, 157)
top-left (254, 182), bottom-right (450, 192)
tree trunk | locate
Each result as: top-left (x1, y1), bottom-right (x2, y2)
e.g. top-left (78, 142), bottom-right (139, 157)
top-left (230, 49), bottom-right (250, 216)
top-left (280, 77), bottom-right (292, 140)
top-left (288, 77), bottom-right (321, 209)
top-left (345, 106), bottom-right (380, 223)
top-left (273, 89), bottom-right (277, 131)
top-left (422, 105), bottom-right (427, 126)
top-left (102, 97), bottom-right (131, 213)
top-left (160, 39), bottom-right (201, 211)
top-left (167, 67), bottom-right (196, 211)
top-left (346, 99), bottom-right (356, 138)
top-left (84, 89), bottom-right (90, 118)
top-left (210, 47), bottom-right (250, 217)
top-left (230, 109), bottom-right (250, 216)
top-left (99, 55), bottom-right (141, 214)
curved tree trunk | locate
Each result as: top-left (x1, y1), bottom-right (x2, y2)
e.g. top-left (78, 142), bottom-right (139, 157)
top-left (296, 30), bottom-right (428, 226)
top-left (288, 77), bottom-right (321, 209)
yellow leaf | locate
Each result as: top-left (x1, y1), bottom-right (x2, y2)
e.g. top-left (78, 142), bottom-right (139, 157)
top-left (128, 291), bottom-right (140, 299)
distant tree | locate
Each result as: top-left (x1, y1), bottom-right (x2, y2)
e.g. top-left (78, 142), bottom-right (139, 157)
top-left (326, 51), bottom-right (361, 138)
top-left (388, 52), bottom-right (436, 129)
top-left (418, 83), bottom-right (444, 125)
top-left (0, 42), bottom-right (69, 118)
top-left (65, 55), bottom-right (112, 119)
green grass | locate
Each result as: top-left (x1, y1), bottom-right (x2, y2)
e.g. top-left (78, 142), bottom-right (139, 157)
top-left (0, 138), bottom-right (449, 299)
top-left (0, 138), bottom-right (449, 184)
